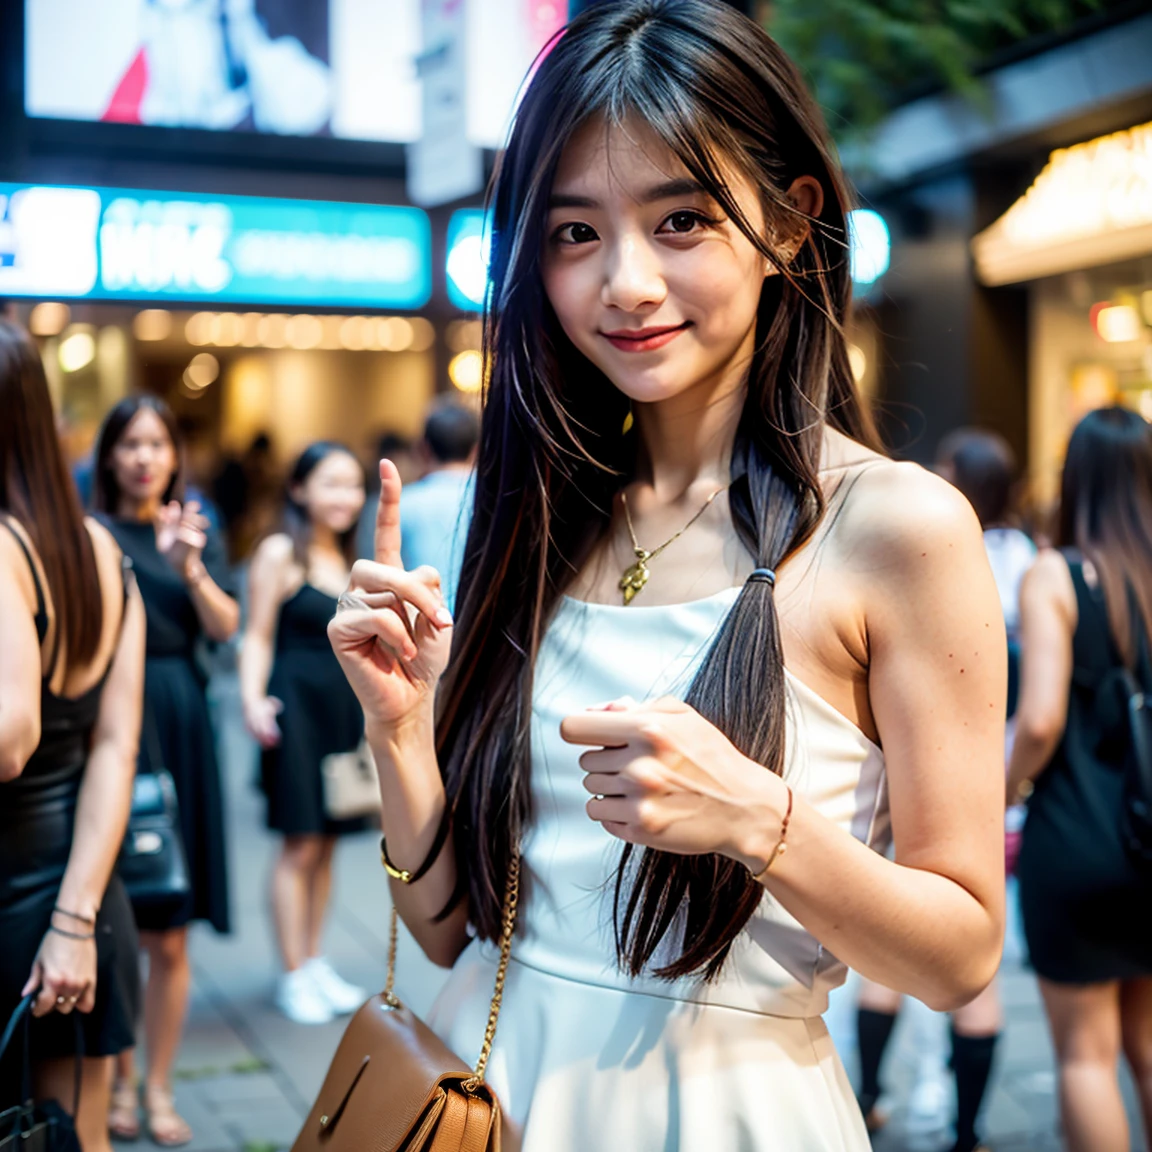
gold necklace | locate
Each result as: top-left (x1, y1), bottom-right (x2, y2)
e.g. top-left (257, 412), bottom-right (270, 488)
top-left (618, 486), bottom-right (726, 604)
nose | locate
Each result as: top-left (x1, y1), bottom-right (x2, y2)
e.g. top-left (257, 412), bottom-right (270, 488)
top-left (600, 230), bottom-right (666, 314)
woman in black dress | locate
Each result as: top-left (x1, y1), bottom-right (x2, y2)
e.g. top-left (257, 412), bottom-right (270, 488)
top-left (92, 397), bottom-right (239, 1147)
top-left (1009, 407), bottom-right (1152, 1152)
top-left (0, 320), bottom-right (145, 1151)
top-left (239, 442), bottom-right (368, 1025)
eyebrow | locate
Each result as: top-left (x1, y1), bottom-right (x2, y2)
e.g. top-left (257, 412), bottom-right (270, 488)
top-left (548, 177), bottom-right (710, 210)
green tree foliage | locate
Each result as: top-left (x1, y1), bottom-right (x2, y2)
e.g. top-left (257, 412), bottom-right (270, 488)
top-left (761, 0), bottom-right (1106, 133)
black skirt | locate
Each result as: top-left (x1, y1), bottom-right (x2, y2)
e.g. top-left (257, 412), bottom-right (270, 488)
top-left (133, 655), bottom-right (231, 934)
top-left (260, 585), bottom-right (367, 837)
top-left (0, 787), bottom-right (139, 1106)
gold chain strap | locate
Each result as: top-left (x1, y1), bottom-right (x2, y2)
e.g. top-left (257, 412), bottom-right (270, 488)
top-left (383, 852), bottom-right (521, 1089)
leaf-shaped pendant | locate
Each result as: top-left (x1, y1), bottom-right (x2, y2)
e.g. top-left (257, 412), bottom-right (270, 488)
top-left (619, 557), bottom-right (650, 605)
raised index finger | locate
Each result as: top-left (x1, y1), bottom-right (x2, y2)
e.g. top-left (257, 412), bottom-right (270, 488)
top-left (374, 459), bottom-right (403, 568)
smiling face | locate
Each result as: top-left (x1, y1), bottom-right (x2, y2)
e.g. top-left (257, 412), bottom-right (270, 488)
top-left (111, 407), bottom-right (178, 509)
top-left (540, 118), bottom-right (778, 412)
top-left (293, 450), bottom-right (366, 536)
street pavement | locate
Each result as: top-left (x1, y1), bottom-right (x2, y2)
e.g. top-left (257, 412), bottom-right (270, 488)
top-left (112, 671), bottom-right (1148, 1152)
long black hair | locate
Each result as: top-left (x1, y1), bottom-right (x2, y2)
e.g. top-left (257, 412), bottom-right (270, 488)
top-left (92, 395), bottom-right (185, 514)
top-left (282, 441), bottom-right (365, 572)
top-left (1058, 407), bottom-right (1152, 666)
top-left (438, 0), bottom-right (880, 980)
top-left (0, 321), bottom-right (102, 671)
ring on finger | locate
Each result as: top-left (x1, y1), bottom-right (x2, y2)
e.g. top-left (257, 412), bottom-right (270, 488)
top-left (336, 591), bottom-right (372, 615)
top-left (56, 995), bottom-right (66, 1005)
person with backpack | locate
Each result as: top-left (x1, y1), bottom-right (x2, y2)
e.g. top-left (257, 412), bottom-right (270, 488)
top-left (1009, 406), bottom-right (1152, 1152)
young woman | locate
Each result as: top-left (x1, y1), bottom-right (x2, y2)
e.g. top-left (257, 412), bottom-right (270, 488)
top-left (240, 442), bottom-right (369, 1025)
top-left (0, 320), bottom-right (146, 1152)
top-left (329, 3), bottom-right (1006, 1148)
top-left (92, 397), bottom-right (239, 1147)
top-left (1009, 407), bottom-right (1152, 1152)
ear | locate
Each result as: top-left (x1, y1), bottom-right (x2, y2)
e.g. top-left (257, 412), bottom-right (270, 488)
top-left (765, 176), bottom-right (825, 274)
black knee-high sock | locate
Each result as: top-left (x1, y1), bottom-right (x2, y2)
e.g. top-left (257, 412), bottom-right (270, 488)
top-left (856, 1007), bottom-right (898, 1113)
top-left (948, 1028), bottom-right (999, 1152)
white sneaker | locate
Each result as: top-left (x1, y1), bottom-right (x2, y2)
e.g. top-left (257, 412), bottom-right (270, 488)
top-left (304, 957), bottom-right (367, 1015)
top-left (275, 967), bottom-right (334, 1025)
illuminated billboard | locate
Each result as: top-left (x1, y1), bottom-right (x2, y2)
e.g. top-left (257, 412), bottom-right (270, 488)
top-left (0, 183), bottom-right (431, 309)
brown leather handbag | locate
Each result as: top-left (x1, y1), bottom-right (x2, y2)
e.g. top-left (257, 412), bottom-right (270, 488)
top-left (291, 857), bottom-right (520, 1152)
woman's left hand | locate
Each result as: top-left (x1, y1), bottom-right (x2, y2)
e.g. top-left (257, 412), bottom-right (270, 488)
top-left (21, 927), bottom-right (97, 1017)
top-left (156, 500), bottom-right (209, 581)
top-left (560, 697), bottom-right (786, 869)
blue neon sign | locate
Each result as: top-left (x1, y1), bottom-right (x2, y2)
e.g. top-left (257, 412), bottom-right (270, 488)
top-left (446, 208), bottom-right (491, 311)
top-left (0, 183), bottom-right (431, 309)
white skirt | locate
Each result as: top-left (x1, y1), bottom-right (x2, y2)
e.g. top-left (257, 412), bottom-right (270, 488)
top-left (427, 941), bottom-right (871, 1152)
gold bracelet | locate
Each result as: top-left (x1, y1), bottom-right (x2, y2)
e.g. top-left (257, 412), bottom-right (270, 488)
top-left (380, 802), bottom-right (453, 884)
top-left (749, 783), bottom-right (794, 883)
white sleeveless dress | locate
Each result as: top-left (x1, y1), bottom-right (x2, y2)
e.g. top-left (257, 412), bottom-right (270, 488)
top-left (428, 588), bottom-right (890, 1151)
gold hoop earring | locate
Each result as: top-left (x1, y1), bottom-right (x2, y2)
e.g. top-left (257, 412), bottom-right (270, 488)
top-left (622, 406), bottom-right (634, 435)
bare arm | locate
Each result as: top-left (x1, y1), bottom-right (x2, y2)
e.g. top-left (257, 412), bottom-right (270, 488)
top-left (0, 527), bottom-right (43, 780)
top-left (1005, 550), bottom-right (1076, 804)
top-left (239, 535), bottom-right (291, 746)
top-left (328, 461), bottom-right (465, 967)
top-left (566, 466), bottom-right (1007, 1010)
top-left (58, 580), bottom-right (146, 920)
top-left (187, 567), bottom-right (240, 643)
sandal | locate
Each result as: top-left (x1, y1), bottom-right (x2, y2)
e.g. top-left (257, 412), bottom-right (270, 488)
top-left (143, 1084), bottom-right (192, 1148)
top-left (108, 1078), bottom-right (141, 1141)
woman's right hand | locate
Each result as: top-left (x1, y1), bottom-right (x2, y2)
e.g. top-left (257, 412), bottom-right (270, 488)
top-left (327, 460), bottom-right (454, 731)
top-left (22, 926), bottom-right (97, 1017)
top-left (244, 695), bottom-right (283, 748)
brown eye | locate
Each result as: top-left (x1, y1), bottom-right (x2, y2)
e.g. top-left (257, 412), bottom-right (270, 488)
top-left (663, 211), bottom-right (706, 234)
top-left (556, 222), bottom-right (598, 244)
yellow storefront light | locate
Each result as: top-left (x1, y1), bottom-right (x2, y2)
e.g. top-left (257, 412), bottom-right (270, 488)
top-left (973, 121), bottom-right (1152, 286)
top-left (409, 317), bottom-right (435, 353)
top-left (132, 309), bottom-right (172, 341)
top-left (286, 314), bottom-right (323, 349)
top-left (377, 317), bottom-right (414, 352)
top-left (257, 314), bottom-right (288, 349)
top-left (339, 315), bottom-right (369, 351)
top-left (58, 329), bottom-right (96, 372)
top-left (29, 302), bottom-right (71, 337)
top-left (185, 352), bottom-right (220, 389)
top-left (1095, 304), bottom-right (1142, 344)
top-left (186, 312), bottom-right (215, 346)
top-left (449, 349), bottom-right (483, 393)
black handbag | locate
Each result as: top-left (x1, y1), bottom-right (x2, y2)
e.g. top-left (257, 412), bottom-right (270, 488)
top-left (116, 703), bottom-right (191, 911)
top-left (0, 994), bottom-right (81, 1152)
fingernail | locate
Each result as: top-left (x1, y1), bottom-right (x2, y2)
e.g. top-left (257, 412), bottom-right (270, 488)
top-left (435, 609), bottom-right (454, 627)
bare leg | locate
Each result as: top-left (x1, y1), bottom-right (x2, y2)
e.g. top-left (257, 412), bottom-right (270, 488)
top-left (305, 837), bottom-right (337, 960)
top-left (140, 927), bottom-right (192, 1146)
top-left (951, 978), bottom-right (1002, 1037)
top-left (37, 1054), bottom-right (114, 1152)
top-left (271, 835), bottom-right (323, 971)
top-left (1119, 977), bottom-right (1152, 1146)
top-left (1039, 977), bottom-right (1127, 1152)
top-left (108, 1045), bottom-right (139, 1138)
top-left (948, 978), bottom-right (1002, 1152)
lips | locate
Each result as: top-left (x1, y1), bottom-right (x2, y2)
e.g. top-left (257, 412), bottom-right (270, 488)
top-left (601, 321), bottom-right (690, 353)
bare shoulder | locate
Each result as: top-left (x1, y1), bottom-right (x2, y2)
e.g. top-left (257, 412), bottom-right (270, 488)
top-left (835, 459), bottom-right (983, 571)
top-left (1021, 547), bottom-right (1076, 618)
top-left (0, 518), bottom-right (36, 605)
top-left (251, 532), bottom-right (295, 568)
top-left (84, 516), bottom-right (122, 567)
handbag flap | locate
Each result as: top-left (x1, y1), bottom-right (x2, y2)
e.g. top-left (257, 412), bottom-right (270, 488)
top-left (292, 994), bottom-right (498, 1152)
